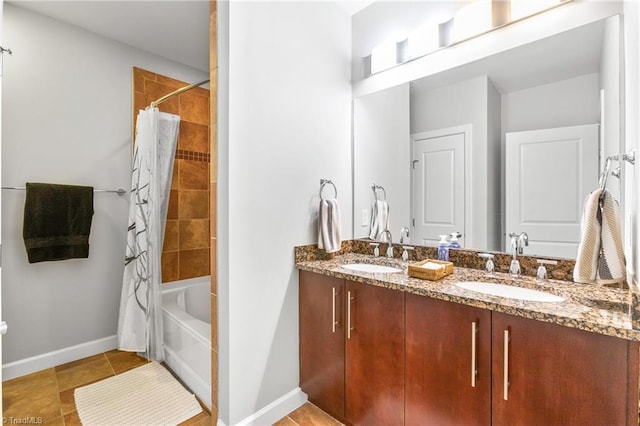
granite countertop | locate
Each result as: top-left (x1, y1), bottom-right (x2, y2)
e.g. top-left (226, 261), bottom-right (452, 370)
top-left (297, 253), bottom-right (640, 341)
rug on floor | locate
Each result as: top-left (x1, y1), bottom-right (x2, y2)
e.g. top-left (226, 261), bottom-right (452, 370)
top-left (74, 361), bottom-right (202, 425)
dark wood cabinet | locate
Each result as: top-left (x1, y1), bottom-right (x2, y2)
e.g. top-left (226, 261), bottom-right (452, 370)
top-left (492, 312), bottom-right (639, 426)
top-left (300, 270), bottom-right (639, 425)
top-left (299, 270), bottom-right (345, 420)
top-left (299, 272), bottom-right (405, 425)
top-left (345, 280), bottom-right (405, 425)
top-left (406, 294), bottom-right (491, 426)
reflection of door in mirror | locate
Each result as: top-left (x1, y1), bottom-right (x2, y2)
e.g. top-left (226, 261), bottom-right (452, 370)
top-left (505, 124), bottom-right (599, 258)
top-left (412, 127), bottom-right (467, 247)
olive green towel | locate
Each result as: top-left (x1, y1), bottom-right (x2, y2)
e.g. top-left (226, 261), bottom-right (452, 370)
top-left (23, 182), bottom-right (94, 263)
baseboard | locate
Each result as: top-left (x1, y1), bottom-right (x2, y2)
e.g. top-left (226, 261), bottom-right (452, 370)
top-left (234, 387), bottom-right (307, 426)
top-left (2, 335), bottom-right (117, 381)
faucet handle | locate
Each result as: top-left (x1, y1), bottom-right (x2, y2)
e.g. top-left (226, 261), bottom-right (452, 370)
top-left (478, 253), bottom-right (495, 273)
top-left (369, 242), bottom-right (380, 258)
top-left (509, 259), bottom-right (521, 276)
top-left (401, 245), bottom-right (414, 261)
top-left (536, 259), bottom-right (557, 281)
top-left (386, 244), bottom-right (394, 258)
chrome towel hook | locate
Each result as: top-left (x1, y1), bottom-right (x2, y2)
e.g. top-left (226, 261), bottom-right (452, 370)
top-left (320, 178), bottom-right (337, 200)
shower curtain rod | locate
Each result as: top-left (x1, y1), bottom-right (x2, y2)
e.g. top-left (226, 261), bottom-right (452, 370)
top-left (147, 79), bottom-right (210, 109)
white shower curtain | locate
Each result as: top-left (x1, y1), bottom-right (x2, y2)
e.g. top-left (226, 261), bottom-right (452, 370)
top-left (117, 108), bottom-right (180, 361)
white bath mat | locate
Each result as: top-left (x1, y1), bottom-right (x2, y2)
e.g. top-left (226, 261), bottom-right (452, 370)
top-left (74, 361), bottom-right (202, 425)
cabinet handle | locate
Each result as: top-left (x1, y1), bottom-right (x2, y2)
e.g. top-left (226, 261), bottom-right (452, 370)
top-left (504, 329), bottom-right (510, 401)
top-left (471, 321), bottom-right (477, 388)
top-left (331, 287), bottom-right (337, 333)
top-left (347, 290), bottom-right (354, 339)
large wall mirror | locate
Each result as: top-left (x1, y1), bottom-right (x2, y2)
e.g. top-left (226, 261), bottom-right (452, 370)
top-left (353, 15), bottom-right (622, 260)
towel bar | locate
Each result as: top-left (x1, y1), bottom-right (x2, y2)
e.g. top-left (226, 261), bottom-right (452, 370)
top-left (599, 148), bottom-right (636, 196)
top-left (2, 186), bottom-right (127, 196)
top-left (319, 179), bottom-right (337, 200)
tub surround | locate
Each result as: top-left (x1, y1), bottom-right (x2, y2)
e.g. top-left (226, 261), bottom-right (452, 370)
top-left (295, 242), bottom-right (639, 342)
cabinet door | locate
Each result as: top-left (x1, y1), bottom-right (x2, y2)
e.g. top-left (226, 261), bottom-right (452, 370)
top-left (345, 280), bottom-right (405, 425)
top-left (406, 295), bottom-right (491, 426)
top-left (492, 312), bottom-right (637, 425)
top-left (299, 271), bottom-right (345, 420)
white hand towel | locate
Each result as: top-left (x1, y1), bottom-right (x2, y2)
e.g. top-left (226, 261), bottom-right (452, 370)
top-left (574, 189), bottom-right (626, 285)
top-left (368, 200), bottom-right (389, 241)
top-left (318, 198), bottom-right (342, 253)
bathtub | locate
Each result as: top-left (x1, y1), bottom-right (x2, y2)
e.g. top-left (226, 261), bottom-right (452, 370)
top-left (162, 276), bottom-right (212, 409)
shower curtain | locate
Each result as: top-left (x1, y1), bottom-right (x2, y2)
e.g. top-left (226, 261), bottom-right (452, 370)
top-left (117, 108), bottom-right (180, 361)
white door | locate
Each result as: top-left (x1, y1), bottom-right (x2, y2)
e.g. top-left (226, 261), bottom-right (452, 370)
top-left (412, 130), bottom-right (465, 246)
top-left (505, 124), bottom-right (599, 258)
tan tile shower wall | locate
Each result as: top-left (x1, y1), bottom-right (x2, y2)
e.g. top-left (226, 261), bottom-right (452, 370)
top-left (132, 67), bottom-right (211, 282)
top-left (210, 0), bottom-right (219, 419)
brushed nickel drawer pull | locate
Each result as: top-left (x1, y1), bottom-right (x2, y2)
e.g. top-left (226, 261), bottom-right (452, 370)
top-left (347, 290), bottom-right (354, 339)
top-left (332, 287), bottom-right (337, 333)
top-left (504, 329), bottom-right (510, 401)
top-left (471, 321), bottom-right (478, 388)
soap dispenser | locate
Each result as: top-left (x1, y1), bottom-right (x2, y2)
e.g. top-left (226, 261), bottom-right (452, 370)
top-left (448, 232), bottom-right (462, 249)
top-left (437, 235), bottom-right (450, 261)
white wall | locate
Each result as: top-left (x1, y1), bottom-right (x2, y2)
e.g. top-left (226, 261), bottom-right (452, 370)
top-left (624, 0), bottom-right (639, 282)
top-left (501, 73), bottom-right (601, 134)
top-left (353, 84), bottom-right (410, 241)
top-left (600, 15), bottom-right (623, 208)
top-left (1, 4), bottom-right (207, 366)
top-left (220, 2), bottom-right (351, 424)
top-left (487, 79), bottom-right (502, 250)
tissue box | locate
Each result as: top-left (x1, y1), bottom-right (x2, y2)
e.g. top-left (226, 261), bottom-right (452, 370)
top-left (408, 259), bottom-right (453, 281)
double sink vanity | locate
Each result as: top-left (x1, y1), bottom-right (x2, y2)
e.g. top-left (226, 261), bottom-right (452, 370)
top-left (295, 241), bottom-right (640, 425)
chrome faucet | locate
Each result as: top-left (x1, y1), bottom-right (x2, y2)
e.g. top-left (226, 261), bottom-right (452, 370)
top-left (508, 232), bottom-right (529, 276)
top-left (400, 226), bottom-right (410, 244)
top-left (381, 230), bottom-right (394, 257)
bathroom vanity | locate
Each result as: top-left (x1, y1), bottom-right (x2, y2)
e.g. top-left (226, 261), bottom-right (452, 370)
top-left (297, 249), bottom-right (640, 426)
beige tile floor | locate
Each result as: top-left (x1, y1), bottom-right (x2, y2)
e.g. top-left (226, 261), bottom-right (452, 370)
top-left (2, 350), bottom-right (211, 426)
top-left (3, 350), bottom-right (340, 426)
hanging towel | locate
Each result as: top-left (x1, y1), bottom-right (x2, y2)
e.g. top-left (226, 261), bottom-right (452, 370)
top-left (368, 199), bottom-right (389, 241)
top-left (574, 188), bottom-right (626, 285)
top-left (318, 198), bottom-right (342, 253)
top-left (23, 182), bottom-right (94, 263)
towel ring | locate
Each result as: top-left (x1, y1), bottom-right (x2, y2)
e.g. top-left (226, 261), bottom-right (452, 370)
top-left (371, 184), bottom-right (387, 201)
top-left (320, 178), bottom-right (337, 200)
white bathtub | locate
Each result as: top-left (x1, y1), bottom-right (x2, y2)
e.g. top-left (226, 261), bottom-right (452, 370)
top-left (162, 276), bottom-right (212, 409)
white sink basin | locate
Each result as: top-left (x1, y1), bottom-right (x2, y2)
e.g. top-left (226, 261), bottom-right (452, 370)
top-left (455, 281), bottom-right (566, 303)
top-left (340, 263), bottom-right (402, 274)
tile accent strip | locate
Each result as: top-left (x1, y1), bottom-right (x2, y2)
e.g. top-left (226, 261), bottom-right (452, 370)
top-left (176, 149), bottom-right (210, 163)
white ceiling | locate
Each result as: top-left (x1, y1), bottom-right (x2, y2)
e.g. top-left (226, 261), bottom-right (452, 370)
top-left (8, 0), bottom-right (211, 72)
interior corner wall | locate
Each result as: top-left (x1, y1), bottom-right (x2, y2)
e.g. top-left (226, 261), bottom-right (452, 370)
top-left (1, 4), bottom-right (207, 366)
top-left (222, 1), bottom-right (351, 424)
